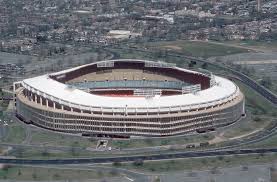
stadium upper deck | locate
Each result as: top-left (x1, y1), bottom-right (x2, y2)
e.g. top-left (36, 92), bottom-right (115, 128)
top-left (14, 59), bottom-right (245, 137)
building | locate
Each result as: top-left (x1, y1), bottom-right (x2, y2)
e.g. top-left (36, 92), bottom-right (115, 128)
top-left (14, 59), bottom-right (245, 138)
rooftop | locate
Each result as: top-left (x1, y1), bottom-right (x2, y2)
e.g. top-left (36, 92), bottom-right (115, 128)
top-left (22, 60), bottom-right (239, 109)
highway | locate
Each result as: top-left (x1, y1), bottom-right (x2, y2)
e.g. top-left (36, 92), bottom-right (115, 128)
top-left (1, 43), bottom-right (276, 166)
top-left (0, 148), bottom-right (276, 165)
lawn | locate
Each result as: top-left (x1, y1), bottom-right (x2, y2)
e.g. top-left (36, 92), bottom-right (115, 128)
top-left (112, 153), bottom-right (277, 172)
top-left (111, 133), bottom-right (213, 149)
top-left (225, 40), bottom-right (277, 51)
top-left (247, 133), bottom-right (277, 149)
top-left (233, 80), bottom-right (276, 115)
top-left (29, 130), bottom-right (95, 149)
top-left (222, 115), bottom-right (273, 139)
top-left (145, 40), bottom-right (250, 58)
top-left (0, 165), bottom-right (120, 180)
top-left (222, 79), bottom-right (276, 139)
top-left (1, 46), bottom-right (275, 159)
top-left (2, 123), bottom-right (26, 144)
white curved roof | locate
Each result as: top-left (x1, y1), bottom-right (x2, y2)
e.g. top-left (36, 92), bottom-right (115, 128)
top-left (21, 60), bottom-right (239, 111)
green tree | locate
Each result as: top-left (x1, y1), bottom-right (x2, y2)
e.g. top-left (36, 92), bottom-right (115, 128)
top-left (201, 62), bottom-right (208, 69)
top-left (260, 76), bottom-right (272, 88)
top-left (133, 159), bottom-right (144, 166)
top-left (32, 172), bottom-right (37, 180)
top-left (17, 169), bottom-right (22, 176)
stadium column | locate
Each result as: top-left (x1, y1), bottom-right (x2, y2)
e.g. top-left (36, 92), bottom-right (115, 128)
top-left (32, 93), bottom-right (35, 102)
top-left (29, 91), bottom-right (33, 101)
top-left (40, 97), bottom-right (43, 106)
top-left (34, 94), bottom-right (37, 103)
top-left (46, 99), bottom-right (49, 108)
top-left (242, 97), bottom-right (245, 115)
top-left (30, 92), bottom-right (34, 101)
top-left (125, 105), bottom-right (128, 116)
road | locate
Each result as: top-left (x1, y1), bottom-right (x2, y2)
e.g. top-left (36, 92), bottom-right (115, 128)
top-left (1, 42), bottom-right (276, 166)
top-left (0, 115), bottom-right (274, 159)
top-left (0, 148), bottom-right (276, 165)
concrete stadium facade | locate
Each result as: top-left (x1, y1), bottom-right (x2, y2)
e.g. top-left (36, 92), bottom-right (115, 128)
top-left (14, 59), bottom-right (245, 138)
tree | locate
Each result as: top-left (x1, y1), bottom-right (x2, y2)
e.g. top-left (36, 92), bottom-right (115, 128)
top-left (217, 156), bottom-right (224, 161)
top-left (97, 170), bottom-right (104, 177)
top-left (15, 148), bottom-right (24, 158)
top-left (241, 166), bottom-right (248, 171)
top-left (133, 159), bottom-right (144, 166)
top-left (210, 167), bottom-right (219, 174)
top-left (112, 161), bottom-right (122, 167)
top-left (188, 62), bottom-right (194, 68)
top-left (260, 76), bottom-right (272, 89)
top-left (41, 146), bottom-right (50, 157)
top-left (201, 158), bottom-right (208, 165)
top-left (70, 145), bottom-right (78, 156)
top-left (253, 116), bottom-right (261, 122)
top-left (201, 62), bottom-right (208, 69)
top-left (17, 169), bottom-right (22, 176)
top-left (53, 173), bottom-right (60, 179)
top-left (32, 172), bottom-right (37, 180)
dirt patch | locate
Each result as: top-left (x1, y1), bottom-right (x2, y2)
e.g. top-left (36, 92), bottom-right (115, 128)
top-left (162, 45), bottom-right (182, 50)
top-left (209, 132), bottom-right (227, 144)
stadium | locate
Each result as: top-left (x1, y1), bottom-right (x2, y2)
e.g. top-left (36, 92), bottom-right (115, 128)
top-left (14, 59), bottom-right (245, 138)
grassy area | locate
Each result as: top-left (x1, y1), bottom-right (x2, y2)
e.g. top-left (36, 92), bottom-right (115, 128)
top-left (110, 47), bottom-right (225, 75)
top-left (144, 40), bottom-right (250, 58)
top-left (223, 115), bottom-right (272, 139)
top-left (0, 165), bottom-right (119, 180)
top-left (9, 147), bottom-right (93, 159)
top-left (221, 79), bottom-right (276, 139)
top-left (30, 130), bottom-right (95, 149)
top-left (3, 69), bottom-right (274, 158)
top-left (0, 90), bottom-right (10, 109)
top-left (247, 133), bottom-right (277, 149)
top-left (112, 133), bottom-right (213, 149)
top-left (225, 40), bottom-right (277, 51)
top-left (2, 123), bottom-right (26, 144)
top-left (111, 153), bottom-right (277, 173)
top-left (234, 80), bottom-right (276, 115)
top-left (0, 44), bottom-right (274, 160)
top-left (13, 127), bottom-right (212, 157)
top-left (0, 101), bottom-right (9, 110)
